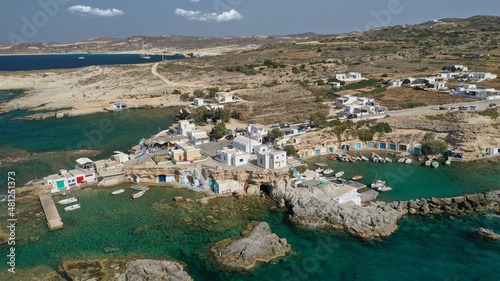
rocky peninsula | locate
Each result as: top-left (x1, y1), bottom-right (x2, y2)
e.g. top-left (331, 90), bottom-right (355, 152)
top-left (211, 222), bottom-right (291, 271)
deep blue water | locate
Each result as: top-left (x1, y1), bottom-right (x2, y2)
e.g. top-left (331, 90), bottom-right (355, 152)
top-left (0, 54), bottom-right (185, 71)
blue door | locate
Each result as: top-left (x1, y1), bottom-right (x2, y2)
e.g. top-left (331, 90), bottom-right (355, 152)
top-left (315, 150), bottom-right (320, 155)
top-left (355, 142), bottom-right (362, 149)
top-left (380, 143), bottom-right (387, 149)
top-left (390, 144), bottom-right (397, 150)
top-left (159, 175), bottom-right (166, 182)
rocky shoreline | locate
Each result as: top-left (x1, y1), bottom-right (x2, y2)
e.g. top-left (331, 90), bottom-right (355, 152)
top-left (210, 221), bottom-right (291, 271)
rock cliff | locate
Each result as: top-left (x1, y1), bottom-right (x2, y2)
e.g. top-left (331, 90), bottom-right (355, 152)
top-left (211, 221), bottom-right (291, 271)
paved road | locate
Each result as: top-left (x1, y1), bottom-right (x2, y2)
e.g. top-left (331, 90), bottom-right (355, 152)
top-left (388, 99), bottom-right (496, 118)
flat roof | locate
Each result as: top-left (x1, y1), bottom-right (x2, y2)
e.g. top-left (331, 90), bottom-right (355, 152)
top-left (76, 158), bottom-right (93, 165)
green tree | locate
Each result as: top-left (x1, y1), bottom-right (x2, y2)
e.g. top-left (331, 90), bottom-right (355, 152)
top-left (268, 128), bottom-right (284, 141)
top-left (316, 79), bottom-right (326, 86)
top-left (371, 122), bottom-right (392, 133)
top-left (172, 90), bottom-right (181, 95)
top-left (310, 112), bottom-right (328, 128)
top-left (210, 122), bottom-right (227, 139)
top-left (284, 145), bottom-right (298, 157)
top-left (179, 93), bottom-right (191, 101)
top-left (213, 108), bottom-right (231, 123)
top-left (402, 79), bottom-right (411, 84)
top-left (206, 88), bottom-right (220, 98)
top-left (193, 89), bottom-right (205, 98)
top-left (231, 110), bottom-right (241, 119)
top-left (422, 139), bottom-right (448, 155)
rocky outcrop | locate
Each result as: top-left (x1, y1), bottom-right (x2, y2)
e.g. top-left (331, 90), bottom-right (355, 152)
top-left (61, 257), bottom-right (193, 281)
top-left (116, 259), bottom-right (193, 281)
top-left (211, 222), bottom-right (291, 271)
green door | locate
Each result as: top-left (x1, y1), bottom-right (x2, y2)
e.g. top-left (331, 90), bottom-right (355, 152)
top-left (414, 147), bottom-right (421, 155)
top-left (56, 180), bottom-right (65, 189)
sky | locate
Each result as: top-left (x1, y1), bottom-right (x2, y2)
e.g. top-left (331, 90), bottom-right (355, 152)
top-left (0, 0), bottom-right (499, 44)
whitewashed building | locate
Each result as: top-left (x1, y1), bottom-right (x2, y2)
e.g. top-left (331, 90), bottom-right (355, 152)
top-left (233, 136), bottom-right (261, 153)
top-left (219, 148), bottom-right (250, 166)
top-left (257, 150), bottom-right (287, 170)
top-left (170, 120), bottom-right (197, 136)
top-left (246, 123), bottom-right (268, 143)
top-left (331, 185), bottom-right (362, 205)
top-left (333, 72), bottom-right (363, 82)
top-left (215, 92), bottom-right (241, 103)
top-left (335, 95), bottom-right (358, 105)
top-left (187, 129), bottom-right (210, 145)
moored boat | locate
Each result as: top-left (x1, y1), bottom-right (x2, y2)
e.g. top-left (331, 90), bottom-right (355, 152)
top-left (335, 171), bottom-right (344, 178)
top-left (425, 160), bottom-right (432, 167)
top-left (398, 158), bottom-right (405, 163)
top-left (361, 155), bottom-right (369, 161)
top-left (64, 203), bottom-right (81, 211)
top-left (315, 168), bottom-right (324, 173)
top-left (385, 157), bottom-right (392, 163)
top-left (58, 197), bottom-right (78, 205)
top-left (315, 162), bottom-right (328, 167)
top-left (432, 161), bottom-right (439, 168)
top-left (323, 169), bottom-right (334, 175)
top-left (405, 158), bottom-right (412, 165)
top-left (111, 189), bottom-right (125, 195)
top-left (132, 190), bottom-right (146, 199)
top-left (378, 185), bottom-right (392, 192)
top-left (352, 175), bottom-right (363, 181)
top-left (445, 159), bottom-right (451, 166)
top-left (371, 179), bottom-right (386, 189)
top-left (328, 155), bottom-right (336, 161)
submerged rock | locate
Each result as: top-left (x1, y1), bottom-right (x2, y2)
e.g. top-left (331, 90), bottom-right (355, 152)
top-left (116, 259), bottom-right (193, 281)
top-left (477, 228), bottom-right (500, 240)
top-left (211, 222), bottom-right (291, 271)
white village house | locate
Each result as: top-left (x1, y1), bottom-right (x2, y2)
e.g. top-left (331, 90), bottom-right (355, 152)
top-left (219, 148), bottom-right (250, 166)
top-left (256, 150), bottom-right (287, 170)
top-left (215, 92), bottom-right (242, 103)
top-left (233, 135), bottom-right (261, 153)
top-left (333, 72), bottom-right (363, 82)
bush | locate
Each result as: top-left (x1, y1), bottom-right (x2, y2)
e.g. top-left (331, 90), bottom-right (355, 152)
top-left (285, 145), bottom-right (298, 157)
top-left (342, 79), bottom-right (378, 90)
top-left (478, 108), bottom-right (499, 119)
top-left (316, 79), bottom-right (326, 86)
top-left (310, 112), bottom-right (327, 128)
top-left (210, 122), bottom-right (227, 139)
top-left (356, 130), bottom-right (375, 141)
top-left (172, 90), bottom-right (182, 95)
top-left (422, 139), bottom-right (448, 155)
top-left (295, 164), bottom-right (307, 173)
top-left (371, 122), bottom-right (392, 133)
top-left (180, 93), bottom-right (191, 101)
top-left (268, 128), bottom-right (284, 141)
top-left (224, 65), bottom-right (257, 75)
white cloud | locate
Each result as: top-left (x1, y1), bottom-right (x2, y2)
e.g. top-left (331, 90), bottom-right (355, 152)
top-left (175, 8), bottom-right (243, 22)
top-left (68, 5), bottom-right (125, 17)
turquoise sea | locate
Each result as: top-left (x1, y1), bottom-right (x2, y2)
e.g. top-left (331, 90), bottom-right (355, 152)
top-left (0, 54), bottom-right (185, 72)
top-left (0, 98), bottom-right (499, 280)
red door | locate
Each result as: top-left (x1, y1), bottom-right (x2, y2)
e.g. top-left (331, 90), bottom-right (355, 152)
top-left (77, 176), bottom-right (84, 183)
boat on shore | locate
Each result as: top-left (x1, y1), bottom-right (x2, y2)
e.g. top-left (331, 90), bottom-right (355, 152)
top-left (398, 158), bottom-right (405, 163)
top-left (405, 158), bottom-right (412, 165)
top-left (385, 157), bottom-right (392, 163)
top-left (58, 197), bottom-right (78, 205)
top-left (328, 155), bottom-right (336, 161)
top-left (315, 168), bottom-right (324, 173)
top-left (111, 189), bottom-right (125, 195)
top-left (315, 162), bottom-right (328, 167)
top-left (132, 190), bottom-right (146, 199)
top-left (361, 155), bottom-right (369, 161)
top-left (425, 160), bottom-right (432, 167)
top-left (352, 175), bottom-right (363, 181)
top-left (64, 203), bottom-right (81, 211)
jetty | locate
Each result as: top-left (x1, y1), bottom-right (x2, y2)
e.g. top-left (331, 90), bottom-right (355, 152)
top-left (39, 193), bottom-right (63, 231)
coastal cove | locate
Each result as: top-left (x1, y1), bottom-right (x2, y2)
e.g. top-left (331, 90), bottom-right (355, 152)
top-left (1, 185), bottom-right (500, 280)
top-left (0, 106), bottom-right (180, 189)
top-left (0, 54), bottom-right (185, 72)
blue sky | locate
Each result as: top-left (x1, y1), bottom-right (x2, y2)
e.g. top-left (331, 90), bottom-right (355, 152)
top-left (1, 0), bottom-right (499, 44)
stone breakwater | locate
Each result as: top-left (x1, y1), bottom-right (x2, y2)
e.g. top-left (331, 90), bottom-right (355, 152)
top-left (211, 221), bottom-right (291, 271)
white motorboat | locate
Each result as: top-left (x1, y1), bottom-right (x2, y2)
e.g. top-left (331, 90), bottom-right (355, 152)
top-left (405, 158), bottom-right (413, 165)
top-left (371, 179), bottom-right (386, 189)
top-left (385, 157), bottom-right (392, 163)
top-left (432, 161), bottom-right (439, 168)
top-left (361, 155), bottom-right (369, 161)
top-left (335, 171), bottom-right (344, 178)
top-left (425, 160), bottom-right (432, 167)
top-left (111, 189), bottom-right (125, 195)
top-left (323, 169), bottom-right (334, 175)
top-left (378, 185), bottom-right (392, 192)
top-left (445, 160), bottom-right (451, 165)
top-left (373, 157), bottom-right (379, 163)
top-left (58, 197), bottom-right (78, 205)
top-left (78, 56), bottom-right (85, 60)
top-left (64, 203), bottom-right (81, 211)
top-left (315, 168), bottom-right (324, 173)
top-left (398, 158), bottom-right (405, 163)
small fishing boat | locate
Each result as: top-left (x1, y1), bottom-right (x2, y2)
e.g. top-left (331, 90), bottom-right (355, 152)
top-left (445, 159), bottom-right (451, 166)
top-left (378, 185), bottom-right (392, 192)
top-left (425, 160), bottom-right (432, 167)
top-left (132, 190), bottom-right (146, 199)
top-left (432, 161), bottom-right (439, 168)
top-left (385, 157), bottom-right (392, 163)
top-left (335, 171), bottom-right (344, 178)
top-left (348, 157), bottom-right (356, 162)
top-left (323, 168), bottom-right (334, 175)
top-left (315, 162), bottom-right (328, 167)
top-left (361, 155), bottom-right (369, 161)
top-left (58, 197), bottom-right (78, 205)
top-left (78, 56), bottom-right (85, 60)
top-left (371, 179), bottom-right (386, 189)
top-left (379, 157), bottom-right (386, 163)
top-left (64, 203), bottom-right (81, 212)
top-left (111, 189), bottom-right (125, 195)
top-left (398, 158), bottom-right (405, 163)
top-left (328, 155), bottom-right (336, 161)
top-left (405, 158), bottom-right (413, 165)
top-left (352, 175), bottom-right (363, 181)
top-left (315, 168), bottom-right (324, 173)
top-left (373, 157), bottom-right (379, 163)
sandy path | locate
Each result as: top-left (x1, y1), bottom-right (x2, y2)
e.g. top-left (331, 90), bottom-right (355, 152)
top-left (151, 62), bottom-right (204, 88)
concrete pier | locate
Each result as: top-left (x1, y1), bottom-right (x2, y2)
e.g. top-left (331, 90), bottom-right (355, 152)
top-left (39, 193), bottom-right (63, 231)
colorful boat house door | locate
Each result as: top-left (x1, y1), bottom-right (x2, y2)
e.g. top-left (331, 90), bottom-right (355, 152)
top-left (315, 149), bottom-right (321, 155)
top-left (389, 144), bottom-right (397, 151)
top-left (56, 180), bottom-right (65, 189)
top-left (355, 142), bottom-right (362, 149)
top-left (379, 143), bottom-right (387, 149)
top-left (159, 175), bottom-right (166, 182)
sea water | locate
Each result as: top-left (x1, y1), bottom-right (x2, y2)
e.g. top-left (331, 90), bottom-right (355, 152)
top-left (0, 54), bottom-right (185, 72)
top-left (0, 105), bottom-right (500, 280)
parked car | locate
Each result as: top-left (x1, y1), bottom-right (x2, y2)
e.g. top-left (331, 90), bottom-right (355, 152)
top-left (469, 105), bottom-right (478, 110)
top-left (347, 114), bottom-right (358, 119)
top-left (225, 135), bottom-right (234, 140)
top-left (338, 115), bottom-right (347, 120)
top-left (459, 106), bottom-right (468, 110)
top-left (280, 124), bottom-right (290, 128)
top-left (439, 107), bottom-right (448, 110)
top-left (450, 107), bottom-right (458, 111)
top-left (490, 103), bottom-right (497, 107)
